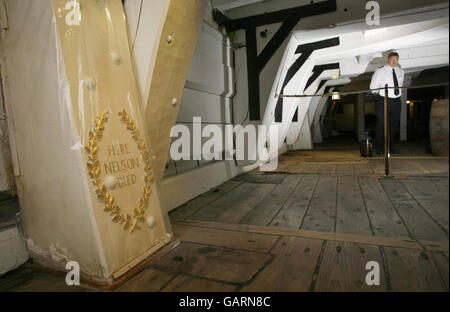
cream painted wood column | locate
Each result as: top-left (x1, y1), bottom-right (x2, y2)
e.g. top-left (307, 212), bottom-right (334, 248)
top-left (52, 0), bottom-right (173, 281)
top-left (144, 0), bottom-right (208, 182)
top-left (1, 0), bottom-right (173, 284)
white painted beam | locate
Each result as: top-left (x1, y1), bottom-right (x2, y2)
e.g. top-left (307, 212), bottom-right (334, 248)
top-left (212, 0), bottom-right (265, 12)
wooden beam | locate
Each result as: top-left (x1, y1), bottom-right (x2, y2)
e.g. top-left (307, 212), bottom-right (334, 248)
top-left (245, 26), bottom-right (260, 120)
top-left (212, 0), bottom-right (265, 12)
top-left (257, 18), bottom-right (299, 73)
top-left (214, 0), bottom-right (337, 32)
top-left (145, 0), bottom-right (208, 181)
top-left (214, 1), bottom-right (337, 121)
top-left (171, 218), bottom-right (450, 252)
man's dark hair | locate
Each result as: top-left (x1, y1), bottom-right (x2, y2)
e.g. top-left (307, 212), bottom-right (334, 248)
top-left (388, 52), bottom-right (399, 58)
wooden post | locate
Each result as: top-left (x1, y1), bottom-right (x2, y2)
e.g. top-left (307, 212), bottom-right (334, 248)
top-left (145, 0), bottom-right (209, 182)
top-left (384, 84), bottom-right (390, 176)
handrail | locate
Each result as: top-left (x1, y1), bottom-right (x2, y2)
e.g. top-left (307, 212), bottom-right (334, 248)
top-left (279, 82), bottom-right (450, 98)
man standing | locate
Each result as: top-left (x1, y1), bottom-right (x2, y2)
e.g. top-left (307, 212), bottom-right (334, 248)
top-left (370, 52), bottom-right (404, 155)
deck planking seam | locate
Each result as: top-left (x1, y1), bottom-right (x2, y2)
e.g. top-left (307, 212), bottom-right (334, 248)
top-left (152, 264), bottom-right (245, 288)
top-left (152, 241), bottom-right (273, 285)
top-left (359, 176), bottom-right (411, 238)
top-left (154, 272), bottom-right (179, 292)
top-left (357, 176), bottom-right (377, 237)
top-left (189, 182), bottom-right (261, 221)
top-left (335, 176), bottom-right (373, 235)
top-left (381, 177), bottom-right (448, 241)
top-left (430, 179), bottom-right (450, 193)
top-left (217, 183), bottom-right (277, 224)
top-left (264, 175), bottom-right (306, 227)
top-left (160, 274), bottom-right (238, 292)
top-left (429, 252), bottom-right (450, 291)
top-left (308, 241), bottom-right (327, 292)
top-left (235, 254), bottom-right (277, 292)
top-left (267, 236), bottom-right (283, 254)
top-left (378, 179), bottom-right (446, 253)
top-left (333, 176), bottom-right (338, 234)
top-left (239, 175), bottom-right (304, 226)
top-left (297, 175), bottom-right (321, 230)
top-left (377, 178), bottom-right (421, 242)
top-left (398, 178), bottom-right (449, 240)
top-left (379, 246), bottom-right (393, 292)
top-left (299, 175), bottom-right (338, 232)
top-left (164, 238), bottom-right (276, 256)
top-left (268, 175), bottom-right (319, 229)
top-left (169, 181), bottom-right (244, 219)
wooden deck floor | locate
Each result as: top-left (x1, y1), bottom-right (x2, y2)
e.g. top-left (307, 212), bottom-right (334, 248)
top-left (170, 157), bottom-right (449, 243)
top-left (3, 218), bottom-right (447, 292)
top-left (162, 154), bottom-right (449, 292)
top-left (1, 153), bottom-right (448, 292)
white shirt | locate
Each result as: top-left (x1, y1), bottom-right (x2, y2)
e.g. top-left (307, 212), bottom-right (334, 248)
top-left (370, 64), bottom-right (404, 98)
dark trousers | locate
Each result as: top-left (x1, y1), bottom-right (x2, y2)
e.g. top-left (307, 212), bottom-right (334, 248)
top-left (375, 95), bottom-right (401, 152)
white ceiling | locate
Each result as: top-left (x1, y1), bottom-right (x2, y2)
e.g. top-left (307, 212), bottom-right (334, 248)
top-left (217, 0), bottom-right (449, 23)
top-left (211, 0), bottom-right (266, 12)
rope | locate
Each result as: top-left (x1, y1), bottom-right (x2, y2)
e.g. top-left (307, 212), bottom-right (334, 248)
top-left (279, 82), bottom-right (450, 98)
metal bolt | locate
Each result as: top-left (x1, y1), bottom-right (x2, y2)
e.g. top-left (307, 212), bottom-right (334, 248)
top-left (167, 34), bottom-right (174, 44)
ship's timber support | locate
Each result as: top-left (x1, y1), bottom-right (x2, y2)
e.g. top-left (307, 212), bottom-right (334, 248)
top-left (145, 0), bottom-right (208, 182)
top-left (213, 0), bottom-right (337, 120)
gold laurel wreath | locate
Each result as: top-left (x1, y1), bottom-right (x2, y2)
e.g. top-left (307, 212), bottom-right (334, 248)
top-left (84, 110), bottom-right (154, 234)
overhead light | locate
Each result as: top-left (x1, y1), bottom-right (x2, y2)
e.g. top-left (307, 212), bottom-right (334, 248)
top-left (406, 100), bottom-right (411, 104)
top-left (332, 91), bottom-right (341, 101)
